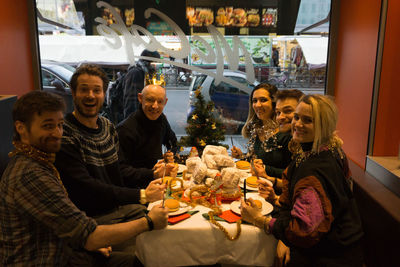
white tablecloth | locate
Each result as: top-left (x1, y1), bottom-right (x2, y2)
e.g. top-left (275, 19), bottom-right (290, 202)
top-left (136, 203), bottom-right (277, 267)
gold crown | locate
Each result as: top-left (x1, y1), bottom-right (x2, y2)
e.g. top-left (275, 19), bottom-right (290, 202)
top-left (145, 73), bottom-right (166, 86)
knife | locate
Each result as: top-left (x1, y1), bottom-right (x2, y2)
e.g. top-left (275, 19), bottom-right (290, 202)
top-left (230, 136), bottom-right (234, 148)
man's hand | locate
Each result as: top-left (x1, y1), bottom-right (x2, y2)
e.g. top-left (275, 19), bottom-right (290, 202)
top-left (148, 203), bottom-right (169, 230)
top-left (231, 146), bottom-right (243, 159)
top-left (145, 178), bottom-right (167, 203)
top-left (153, 161), bottom-right (165, 178)
top-left (165, 163), bottom-right (178, 177)
top-left (163, 151), bottom-right (174, 164)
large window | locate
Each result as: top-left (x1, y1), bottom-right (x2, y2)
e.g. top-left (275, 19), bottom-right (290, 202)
top-left (35, 0), bottom-right (330, 141)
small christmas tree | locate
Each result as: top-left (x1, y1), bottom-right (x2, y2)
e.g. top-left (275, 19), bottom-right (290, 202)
top-left (179, 87), bottom-right (226, 154)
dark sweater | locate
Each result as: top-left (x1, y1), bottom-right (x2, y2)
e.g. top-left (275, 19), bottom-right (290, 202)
top-left (55, 113), bottom-right (151, 217)
top-left (272, 143), bottom-right (363, 259)
top-left (117, 108), bottom-right (177, 175)
top-left (253, 131), bottom-right (292, 178)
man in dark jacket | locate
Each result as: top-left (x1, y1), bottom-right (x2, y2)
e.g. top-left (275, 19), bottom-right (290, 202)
top-left (122, 49), bottom-right (160, 120)
top-left (117, 84), bottom-right (178, 188)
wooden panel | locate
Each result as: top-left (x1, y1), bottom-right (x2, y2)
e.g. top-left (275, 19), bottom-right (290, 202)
top-left (333, 0), bottom-right (381, 168)
top-left (0, 0), bottom-right (34, 96)
top-left (373, 0), bottom-right (400, 156)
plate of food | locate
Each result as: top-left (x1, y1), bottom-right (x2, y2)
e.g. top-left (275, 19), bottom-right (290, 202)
top-left (230, 192), bottom-right (273, 215)
top-left (150, 199), bottom-right (191, 216)
top-left (239, 176), bottom-right (273, 191)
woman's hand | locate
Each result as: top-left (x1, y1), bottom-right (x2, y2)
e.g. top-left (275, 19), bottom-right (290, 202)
top-left (231, 146), bottom-right (243, 159)
top-left (240, 198), bottom-right (262, 224)
top-left (274, 240), bottom-right (290, 267)
top-left (258, 180), bottom-right (276, 203)
top-left (97, 246), bottom-right (112, 257)
top-left (251, 159), bottom-right (268, 178)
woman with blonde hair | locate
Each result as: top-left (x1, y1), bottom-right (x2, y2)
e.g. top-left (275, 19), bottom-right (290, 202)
top-left (241, 95), bottom-right (364, 266)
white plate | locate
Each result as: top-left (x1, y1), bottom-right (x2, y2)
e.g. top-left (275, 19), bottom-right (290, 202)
top-left (177, 164), bottom-right (187, 174)
top-left (230, 193), bottom-right (273, 215)
top-left (239, 177), bottom-right (273, 191)
top-left (149, 200), bottom-right (191, 216)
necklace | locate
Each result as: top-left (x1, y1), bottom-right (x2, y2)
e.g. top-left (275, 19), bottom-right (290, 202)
top-left (288, 138), bottom-right (344, 167)
top-left (9, 141), bottom-right (68, 196)
top-left (245, 119), bottom-right (279, 159)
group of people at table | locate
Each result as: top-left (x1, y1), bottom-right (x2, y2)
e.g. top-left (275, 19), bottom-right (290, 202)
top-left (0, 63), bottom-right (364, 266)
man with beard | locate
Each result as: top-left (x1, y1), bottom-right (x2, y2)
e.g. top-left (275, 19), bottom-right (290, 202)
top-left (0, 91), bottom-right (168, 266)
top-left (54, 64), bottom-right (167, 228)
top-left (117, 84), bottom-right (178, 188)
top-left (122, 49), bottom-right (160, 119)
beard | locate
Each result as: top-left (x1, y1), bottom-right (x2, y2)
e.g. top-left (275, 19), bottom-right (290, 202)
top-left (74, 99), bottom-right (102, 118)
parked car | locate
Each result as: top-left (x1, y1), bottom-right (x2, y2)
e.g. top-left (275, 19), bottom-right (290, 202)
top-left (41, 61), bottom-right (75, 113)
top-left (188, 70), bottom-right (259, 134)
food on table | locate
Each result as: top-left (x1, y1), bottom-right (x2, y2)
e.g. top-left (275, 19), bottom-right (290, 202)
top-left (192, 162), bottom-right (208, 184)
top-left (236, 160), bottom-right (251, 170)
top-left (165, 199), bottom-right (180, 212)
top-left (247, 199), bottom-right (262, 210)
top-left (246, 176), bottom-right (259, 187)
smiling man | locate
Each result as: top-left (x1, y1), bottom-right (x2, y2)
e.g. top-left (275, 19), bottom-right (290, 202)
top-left (0, 91), bottom-right (168, 266)
top-left (54, 64), bottom-right (167, 227)
top-left (117, 84), bottom-right (178, 188)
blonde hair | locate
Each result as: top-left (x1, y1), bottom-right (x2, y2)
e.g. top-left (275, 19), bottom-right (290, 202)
top-left (242, 83), bottom-right (277, 138)
top-left (300, 94), bottom-right (343, 153)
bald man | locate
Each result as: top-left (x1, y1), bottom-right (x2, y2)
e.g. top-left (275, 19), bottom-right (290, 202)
top-left (117, 85), bottom-right (178, 188)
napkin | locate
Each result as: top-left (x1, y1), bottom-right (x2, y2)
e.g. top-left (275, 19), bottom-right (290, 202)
top-left (168, 213), bottom-right (191, 224)
top-left (218, 210), bottom-right (241, 223)
top-left (168, 211), bottom-right (199, 225)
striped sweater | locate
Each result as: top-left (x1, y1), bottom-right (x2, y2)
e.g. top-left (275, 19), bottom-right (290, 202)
top-left (55, 113), bottom-right (152, 217)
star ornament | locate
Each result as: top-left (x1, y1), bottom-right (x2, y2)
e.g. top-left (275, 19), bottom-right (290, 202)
top-left (192, 114), bottom-right (198, 120)
top-left (195, 89), bottom-right (201, 97)
top-left (199, 139), bottom-right (206, 146)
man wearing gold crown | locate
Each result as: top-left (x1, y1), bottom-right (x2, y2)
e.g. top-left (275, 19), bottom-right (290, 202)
top-left (117, 82), bottom-right (178, 188)
top-left (122, 49), bottom-right (161, 120)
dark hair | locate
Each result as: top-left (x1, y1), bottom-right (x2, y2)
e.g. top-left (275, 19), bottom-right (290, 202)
top-left (251, 83), bottom-right (278, 111)
top-left (141, 49), bottom-right (160, 59)
top-left (70, 64), bottom-right (109, 93)
top-left (242, 83), bottom-right (278, 138)
top-left (275, 89), bottom-right (304, 102)
top-left (12, 91), bottom-right (66, 141)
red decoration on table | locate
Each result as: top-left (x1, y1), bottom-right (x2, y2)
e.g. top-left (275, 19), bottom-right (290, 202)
top-left (218, 210), bottom-right (241, 223)
top-left (168, 213), bottom-right (191, 224)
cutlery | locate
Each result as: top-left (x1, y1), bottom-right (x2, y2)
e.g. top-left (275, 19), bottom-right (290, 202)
top-left (161, 162), bottom-right (166, 207)
top-left (244, 178), bottom-right (247, 202)
top-left (230, 136), bottom-right (234, 148)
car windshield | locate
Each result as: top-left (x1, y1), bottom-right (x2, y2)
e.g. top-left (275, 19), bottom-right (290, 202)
top-left (45, 64), bottom-right (75, 83)
top-left (192, 74), bottom-right (206, 91)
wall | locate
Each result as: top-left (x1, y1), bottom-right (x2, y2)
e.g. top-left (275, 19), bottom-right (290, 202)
top-left (0, 0), bottom-right (34, 96)
top-left (372, 0), bottom-right (400, 156)
top-left (333, 0), bottom-right (381, 168)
